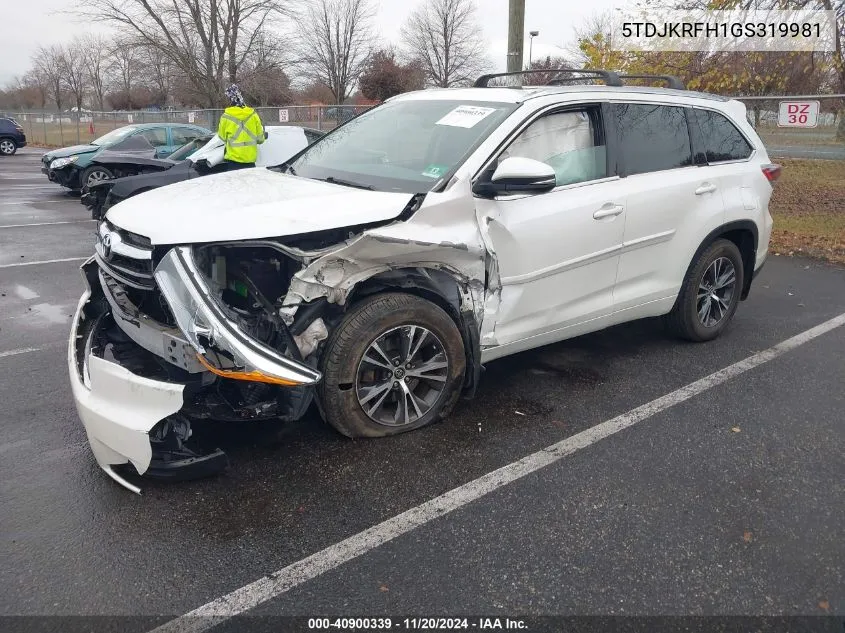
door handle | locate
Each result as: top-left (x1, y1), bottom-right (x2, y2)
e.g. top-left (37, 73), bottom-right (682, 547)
top-left (593, 204), bottom-right (624, 220)
top-left (695, 183), bottom-right (717, 195)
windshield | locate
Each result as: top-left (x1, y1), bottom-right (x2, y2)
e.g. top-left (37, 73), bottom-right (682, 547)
top-left (92, 125), bottom-right (140, 146)
top-left (289, 99), bottom-right (518, 193)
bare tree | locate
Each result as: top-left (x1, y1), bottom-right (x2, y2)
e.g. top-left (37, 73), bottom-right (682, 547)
top-left (138, 43), bottom-right (177, 107)
top-left (59, 38), bottom-right (90, 142)
top-left (83, 0), bottom-right (294, 108)
top-left (109, 37), bottom-right (142, 109)
top-left (401, 0), bottom-right (488, 87)
top-left (294, 0), bottom-right (375, 104)
top-left (83, 34), bottom-right (111, 111)
top-left (33, 46), bottom-right (66, 111)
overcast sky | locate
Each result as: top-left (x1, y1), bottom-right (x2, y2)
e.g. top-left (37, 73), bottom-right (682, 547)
top-left (1, 0), bottom-right (618, 86)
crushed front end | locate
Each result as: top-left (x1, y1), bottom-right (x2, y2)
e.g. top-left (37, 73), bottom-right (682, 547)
top-left (69, 223), bottom-right (322, 493)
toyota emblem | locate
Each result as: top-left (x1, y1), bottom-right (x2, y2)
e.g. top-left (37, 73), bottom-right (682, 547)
top-left (102, 232), bottom-right (113, 260)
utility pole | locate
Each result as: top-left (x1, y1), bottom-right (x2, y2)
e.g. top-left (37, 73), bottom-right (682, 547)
top-left (506, 0), bottom-right (525, 74)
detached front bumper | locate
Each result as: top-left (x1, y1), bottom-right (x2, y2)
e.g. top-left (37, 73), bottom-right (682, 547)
top-left (68, 279), bottom-right (185, 494)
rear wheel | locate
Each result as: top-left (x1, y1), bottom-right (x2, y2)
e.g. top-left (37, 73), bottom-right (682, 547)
top-left (319, 293), bottom-right (466, 438)
top-left (665, 239), bottom-right (744, 342)
top-left (0, 138), bottom-right (17, 155)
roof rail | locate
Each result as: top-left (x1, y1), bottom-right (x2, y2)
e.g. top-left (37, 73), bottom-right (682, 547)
top-left (473, 68), bottom-right (623, 88)
top-left (619, 74), bottom-right (686, 90)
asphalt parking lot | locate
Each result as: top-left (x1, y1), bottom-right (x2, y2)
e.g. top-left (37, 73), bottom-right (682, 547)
top-left (2, 147), bottom-right (844, 631)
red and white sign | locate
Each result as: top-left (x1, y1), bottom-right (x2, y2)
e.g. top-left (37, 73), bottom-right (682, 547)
top-left (278, 108), bottom-right (289, 123)
top-left (777, 101), bottom-right (819, 128)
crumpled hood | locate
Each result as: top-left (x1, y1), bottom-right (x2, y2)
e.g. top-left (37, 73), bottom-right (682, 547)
top-left (44, 144), bottom-right (98, 160)
top-left (106, 167), bottom-right (414, 245)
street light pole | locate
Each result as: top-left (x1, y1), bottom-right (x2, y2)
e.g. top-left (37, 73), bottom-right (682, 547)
top-left (528, 30), bottom-right (539, 69)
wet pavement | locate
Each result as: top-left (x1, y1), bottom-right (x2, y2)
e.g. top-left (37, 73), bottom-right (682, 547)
top-left (1, 148), bottom-right (843, 630)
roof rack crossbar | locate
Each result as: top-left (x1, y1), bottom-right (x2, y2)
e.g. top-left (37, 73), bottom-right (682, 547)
top-left (618, 74), bottom-right (686, 90)
top-left (473, 68), bottom-right (623, 88)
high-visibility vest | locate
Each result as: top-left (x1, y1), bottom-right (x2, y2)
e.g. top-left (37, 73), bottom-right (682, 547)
top-left (218, 106), bottom-right (264, 164)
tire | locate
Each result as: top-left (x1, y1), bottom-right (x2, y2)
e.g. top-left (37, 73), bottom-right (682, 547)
top-left (665, 239), bottom-right (745, 342)
top-left (81, 165), bottom-right (113, 191)
top-left (0, 138), bottom-right (17, 155)
top-left (319, 293), bottom-right (466, 438)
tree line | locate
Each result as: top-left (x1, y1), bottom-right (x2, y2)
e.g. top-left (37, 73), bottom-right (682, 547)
top-left (0, 0), bottom-right (488, 112)
top-left (1, 0), bottom-right (842, 120)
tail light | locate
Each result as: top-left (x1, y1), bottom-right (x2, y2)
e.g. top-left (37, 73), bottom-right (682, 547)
top-left (761, 163), bottom-right (781, 183)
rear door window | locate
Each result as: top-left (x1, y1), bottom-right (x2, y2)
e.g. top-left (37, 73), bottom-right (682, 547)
top-left (693, 109), bottom-right (753, 163)
top-left (138, 128), bottom-right (169, 148)
top-left (172, 127), bottom-right (203, 146)
top-left (613, 103), bottom-right (693, 176)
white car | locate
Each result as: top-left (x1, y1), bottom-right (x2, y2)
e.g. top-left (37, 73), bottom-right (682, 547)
top-left (69, 70), bottom-right (778, 491)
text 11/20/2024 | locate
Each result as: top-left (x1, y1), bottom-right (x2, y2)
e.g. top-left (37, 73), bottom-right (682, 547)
top-left (307, 617), bottom-right (529, 630)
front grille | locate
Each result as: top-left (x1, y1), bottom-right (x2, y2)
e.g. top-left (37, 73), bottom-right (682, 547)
top-left (95, 221), bottom-right (155, 289)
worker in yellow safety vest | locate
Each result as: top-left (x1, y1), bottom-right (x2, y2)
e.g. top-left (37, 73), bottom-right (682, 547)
top-left (217, 84), bottom-right (265, 170)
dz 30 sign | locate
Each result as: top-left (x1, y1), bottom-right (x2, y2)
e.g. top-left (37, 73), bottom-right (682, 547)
top-left (777, 101), bottom-right (820, 128)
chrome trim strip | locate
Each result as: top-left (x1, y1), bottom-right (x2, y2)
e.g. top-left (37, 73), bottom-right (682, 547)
top-left (94, 252), bottom-right (154, 290)
top-left (98, 222), bottom-right (153, 260)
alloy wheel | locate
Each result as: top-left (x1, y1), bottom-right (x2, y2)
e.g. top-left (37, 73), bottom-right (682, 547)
top-left (86, 169), bottom-right (111, 188)
top-left (0, 139), bottom-right (14, 155)
top-left (355, 325), bottom-right (449, 427)
top-left (697, 256), bottom-right (736, 327)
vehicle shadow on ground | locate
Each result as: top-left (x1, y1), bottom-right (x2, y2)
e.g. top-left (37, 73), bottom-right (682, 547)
top-left (116, 317), bottom-right (672, 505)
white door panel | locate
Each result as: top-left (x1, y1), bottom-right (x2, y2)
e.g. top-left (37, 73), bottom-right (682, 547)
top-left (478, 178), bottom-right (627, 345)
top-left (614, 167), bottom-right (725, 311)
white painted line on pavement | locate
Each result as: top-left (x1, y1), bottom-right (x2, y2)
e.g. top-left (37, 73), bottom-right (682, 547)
top-left (0, 220), bottom-right (95, 228)
top-left (0, 342), bottom-right (64, 359)
top-left (0, 347), bottom-right (44, 358)
top-left (149, 311), bottom-right (845, 633)
top-left (0, 257), bottom-right (87, 269)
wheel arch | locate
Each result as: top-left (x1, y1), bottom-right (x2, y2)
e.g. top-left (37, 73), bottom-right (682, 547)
top-left (346, 267), bottom-right (482, 397)
top-left (686, 220), bottom-right (758, 301)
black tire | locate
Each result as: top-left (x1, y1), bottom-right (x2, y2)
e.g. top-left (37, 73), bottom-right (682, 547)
top-left (0, 137), bottom-right (17, 156)
top-left (665, 239), bottom-right (745, 342)
top-left (80, 165), bottom-right (113, 191)
top-left (318, 293), bottom-right (466, 438)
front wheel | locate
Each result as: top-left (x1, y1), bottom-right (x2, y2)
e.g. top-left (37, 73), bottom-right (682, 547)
top-left (81, 165), bottom-right (113, 190)
top-left (319, 293), bottom-right (466, 438)
top-left (0, 138), bottom-right (17, 155)
top-left (665, 239), bottom-right (745, 342)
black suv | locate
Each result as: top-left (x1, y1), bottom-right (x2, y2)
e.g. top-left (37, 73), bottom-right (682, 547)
top-left (0, 117), bottom-right (27, 155)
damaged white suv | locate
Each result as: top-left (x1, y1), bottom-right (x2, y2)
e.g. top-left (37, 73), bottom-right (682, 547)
top-left (69, 70), bottom-right (778, 491)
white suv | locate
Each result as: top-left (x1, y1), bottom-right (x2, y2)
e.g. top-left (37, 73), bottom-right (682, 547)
top-left (69, 71), bottom-right (779, 491)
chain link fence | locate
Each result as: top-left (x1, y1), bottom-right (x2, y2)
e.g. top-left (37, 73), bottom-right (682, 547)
top-left (0, 105), bottom-right (375, 148)
top-left (2, 96), bottom-right (842, 159)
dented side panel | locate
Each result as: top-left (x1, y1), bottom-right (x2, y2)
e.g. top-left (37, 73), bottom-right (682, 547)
top-left (280, 180), bottom-right (490, 327)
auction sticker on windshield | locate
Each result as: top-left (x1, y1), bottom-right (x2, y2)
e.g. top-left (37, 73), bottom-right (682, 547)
top-left (436, 105), bottom-right (497, 128)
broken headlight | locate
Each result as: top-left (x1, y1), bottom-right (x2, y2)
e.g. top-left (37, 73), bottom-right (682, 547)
top-left (154, 246), bottom-right (321, 387)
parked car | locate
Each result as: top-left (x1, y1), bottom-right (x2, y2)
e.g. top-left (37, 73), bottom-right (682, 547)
top-left (0, 117), bottom-right (27, 155)
top-left (69, 70), bottom-right (779, 491)
top-left (82, 126), bottom-right (324, 219)
top-left (40, 123), bottom-right (211, 191)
